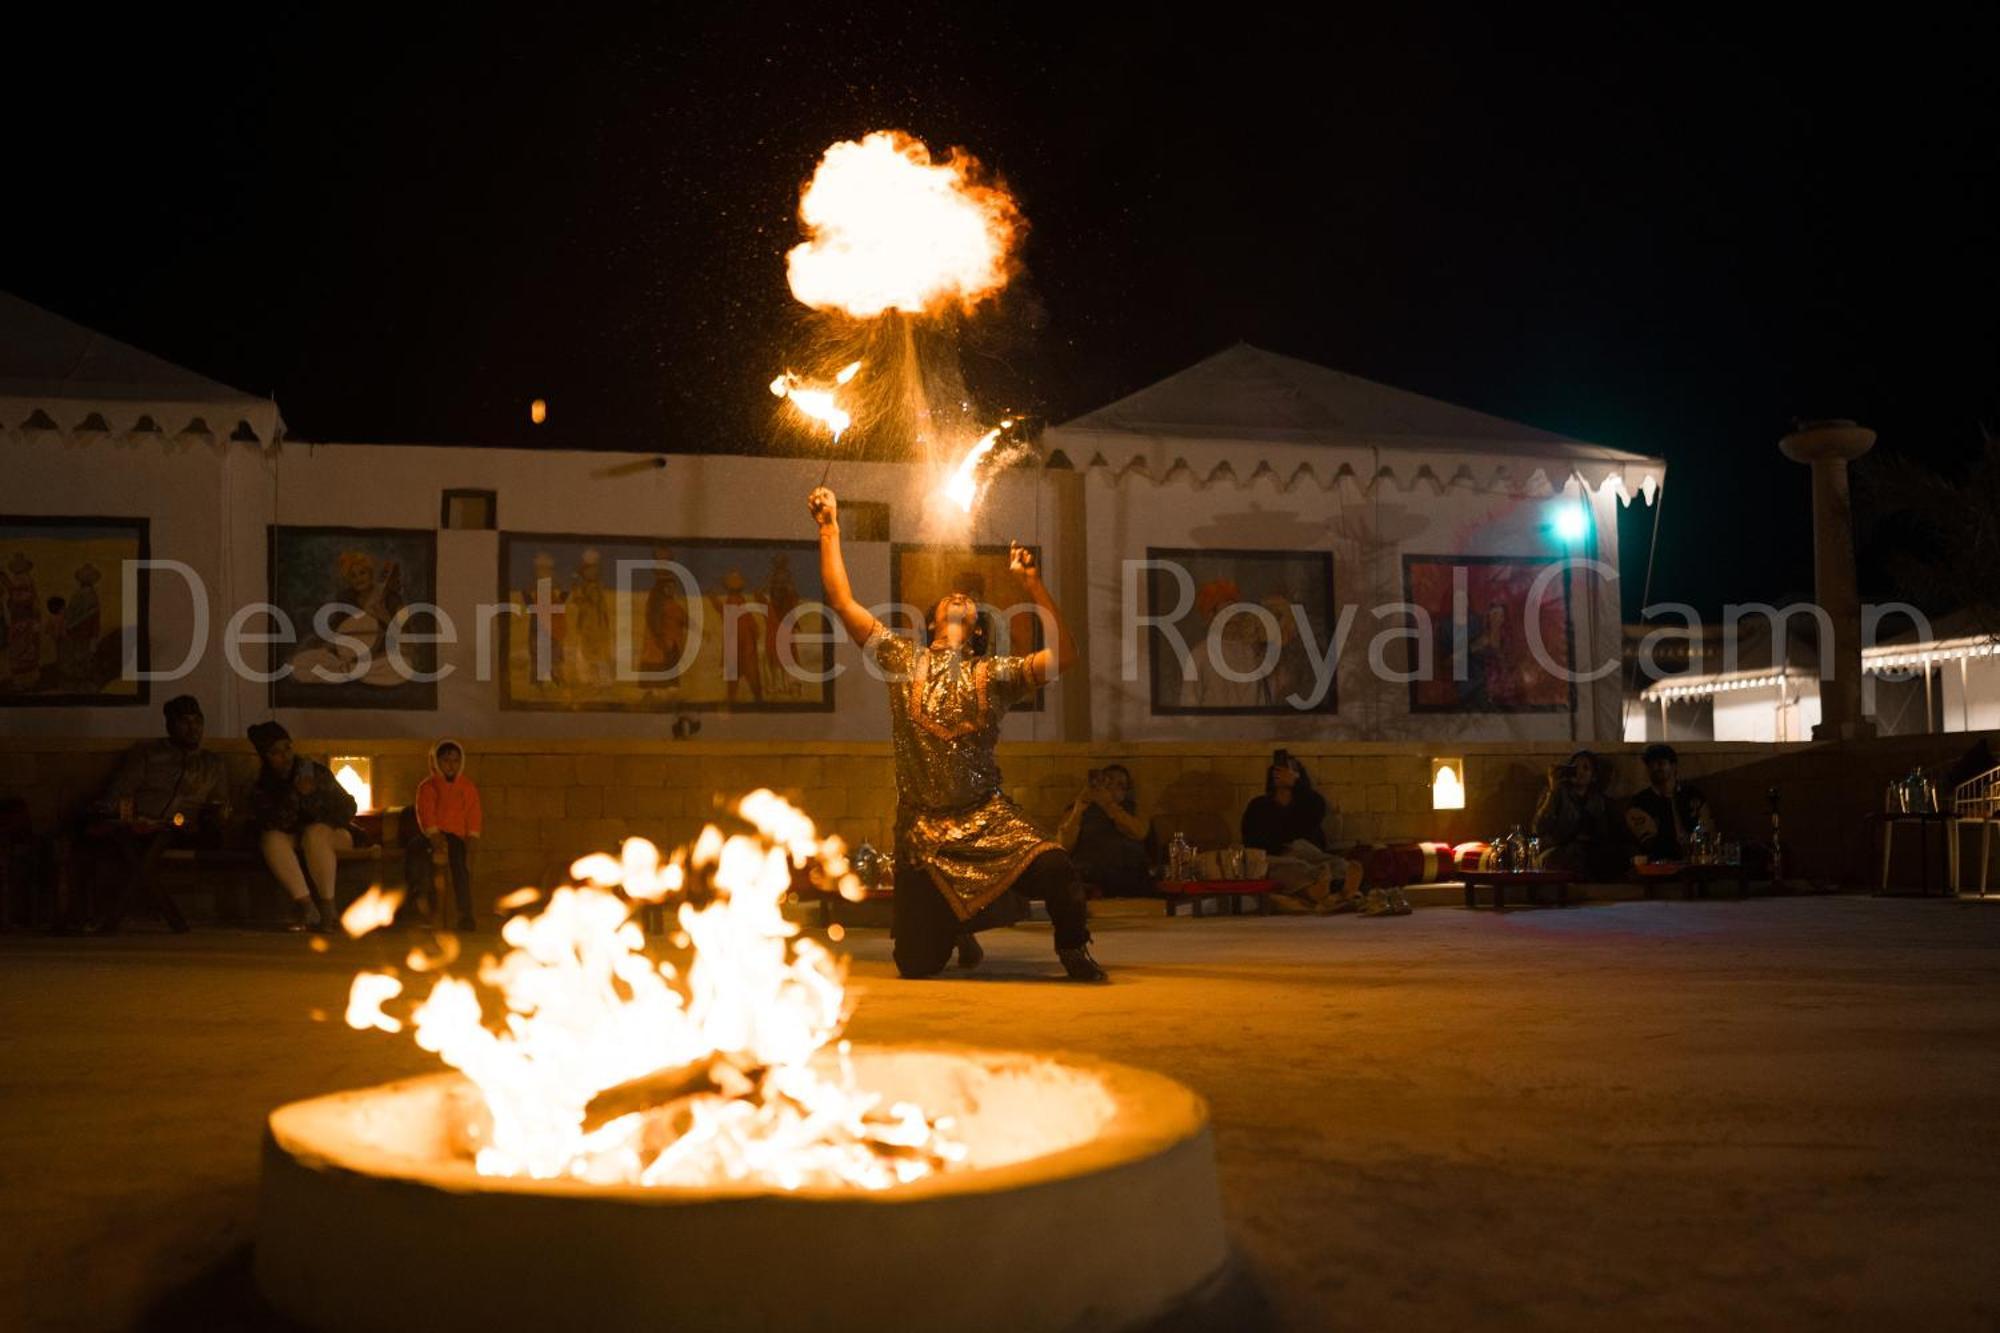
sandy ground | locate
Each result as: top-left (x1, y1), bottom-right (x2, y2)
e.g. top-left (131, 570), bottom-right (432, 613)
top-left (2, 895), bottom-right (1998, 1331)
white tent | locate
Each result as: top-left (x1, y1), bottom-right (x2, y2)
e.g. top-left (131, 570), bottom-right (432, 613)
top-left (1048, 343), bottom-right (1663, 504)
top-left (0, 292), bottom-right (283, 448)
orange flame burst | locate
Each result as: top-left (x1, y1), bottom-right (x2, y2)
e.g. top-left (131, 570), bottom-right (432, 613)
top-left (769, 360), bottom-right (862, 440)
top-left (343, 791), bottom-right (965, 1190)
top-left (787, 131), bottom-right (1020, 319)
top-left (941, 421), bottom-right (1010, 512)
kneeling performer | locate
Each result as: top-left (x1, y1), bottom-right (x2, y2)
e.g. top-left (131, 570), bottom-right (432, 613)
top-left (809, 486), bottom-right (1107, 982)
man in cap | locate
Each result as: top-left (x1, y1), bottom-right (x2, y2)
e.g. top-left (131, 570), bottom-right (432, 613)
top-left (77, 695), bottom-right (230, 934)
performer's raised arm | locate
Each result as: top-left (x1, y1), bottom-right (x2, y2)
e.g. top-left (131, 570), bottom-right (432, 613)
top-left (1011, 541), bottom-right (1077, 687)
top-left (808, 487), bottom-right (881, 646)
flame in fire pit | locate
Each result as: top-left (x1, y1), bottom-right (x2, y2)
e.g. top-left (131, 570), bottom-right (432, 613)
top-left (343, 791), bottom-right (964, 1190)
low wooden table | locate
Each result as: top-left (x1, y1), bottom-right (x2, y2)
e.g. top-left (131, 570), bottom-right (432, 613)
top-left (1459, 868), bottom-right (1577, 909)
top-left (1160, 878), bottom-right (1279, 917)
top-left (1634, 862), bottom-right (1752, 899)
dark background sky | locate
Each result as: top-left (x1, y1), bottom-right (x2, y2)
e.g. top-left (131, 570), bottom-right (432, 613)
top-left (7, 9), bottom-right (1994, 620)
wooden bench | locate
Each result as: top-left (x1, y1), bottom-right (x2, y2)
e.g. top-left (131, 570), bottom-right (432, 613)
top-left (54, 810), bottom-right (410, 928)
top-left (155, 842), bottom-right (405, 923)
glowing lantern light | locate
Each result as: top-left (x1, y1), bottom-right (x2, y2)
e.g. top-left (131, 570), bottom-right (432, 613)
top-left (530, 399), bottom-right (548, 425)
top-left (771, 361), bottom-right (863, 441)
top-left (331, 756), bottom-right (374, 813)
top-left (1550, 500), bottom-right (1590, 545)
top-left (1430, 758), bottom-right (1466, 811)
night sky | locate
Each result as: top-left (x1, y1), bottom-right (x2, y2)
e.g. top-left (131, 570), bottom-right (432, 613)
top-left (8, 10), bottom-right (1994, 620)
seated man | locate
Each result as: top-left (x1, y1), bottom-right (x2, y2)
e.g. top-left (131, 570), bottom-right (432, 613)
top-left (1055, 764), bottom-right (1153, 897)
top-left (247, 721), bottom-right (357, 933)
top-left (1240, 752), bottom-right (1359, 913)
top-left (1624, 743), bottom-right (1715, 862)
top-left (75, 694), bottom-right (230, 934)
top-left (1532, 749), bottom-right (1624, 878)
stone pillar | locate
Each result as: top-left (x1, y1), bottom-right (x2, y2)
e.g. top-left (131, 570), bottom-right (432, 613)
top-left (1049, 463), bottom-right (1094, 741)
top-left (1778, 420), bottom-right (1876, 740)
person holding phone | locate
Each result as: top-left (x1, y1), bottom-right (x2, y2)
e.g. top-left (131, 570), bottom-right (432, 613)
top-left (1056, 764), bottom-right (1152, 897)
top-left (1533, 748), bottom-right (1621, 876)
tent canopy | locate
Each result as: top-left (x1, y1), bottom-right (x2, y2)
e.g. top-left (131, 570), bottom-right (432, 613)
top-left (0, 292), bottom-right (283, 447)
top-left (1049, 343), bottom-right (1663, 502)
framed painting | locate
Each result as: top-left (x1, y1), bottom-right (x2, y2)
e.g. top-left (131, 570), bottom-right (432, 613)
top-left (1143, 547), bottom-right (1338, 715)
top-left (269, 526), bottom-right (439, 710)
top-left (1403, 555), bottom-right (1574, 713)
top-left (499, 534), bottom-right (833, 712)
top-left (0, 516), bottom-right (148, 706)
top-left (889, 543), bottom-right (1046, 712)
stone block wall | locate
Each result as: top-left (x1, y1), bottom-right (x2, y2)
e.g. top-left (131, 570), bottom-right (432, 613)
top-left (3, 736), bottom-right (1829, 906)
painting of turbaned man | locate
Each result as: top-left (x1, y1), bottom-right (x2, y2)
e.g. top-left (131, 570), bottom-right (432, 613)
top-left (269, 526), bottom-right (439, 710)
top-left (500, 535), bottom-right (832, 712)
top-left (0, 517), bottom-right (148, 705)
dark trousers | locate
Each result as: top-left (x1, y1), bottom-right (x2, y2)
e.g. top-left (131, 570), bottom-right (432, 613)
top-left (404, 831), bottom-right (474, 928)
top-left (893, 848), bottom-right (1091, 979)
top-left (89, 825), bottom-right (191, 932)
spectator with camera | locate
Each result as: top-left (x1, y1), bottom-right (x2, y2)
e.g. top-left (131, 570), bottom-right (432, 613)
top-left (1056, 764), bottom-right (1153, 897)
top-left (1532, 748), bottom-right (1623, 878)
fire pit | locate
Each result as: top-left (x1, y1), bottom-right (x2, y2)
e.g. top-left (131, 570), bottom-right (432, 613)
top-left (260, 793), bottom-right (1227, 1328)
top-left (257, 1043), bottom-right (1225, 1332)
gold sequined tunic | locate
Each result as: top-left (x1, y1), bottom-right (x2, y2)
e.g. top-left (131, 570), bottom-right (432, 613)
top-left (865, 627), bottom-right (1055, 921)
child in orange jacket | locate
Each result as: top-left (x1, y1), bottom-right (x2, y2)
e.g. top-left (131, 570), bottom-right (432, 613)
top-left (405, 739), bottom-right (483, 930)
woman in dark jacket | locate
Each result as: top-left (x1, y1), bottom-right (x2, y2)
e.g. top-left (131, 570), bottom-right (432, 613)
top-left (1239, 754), bottom-right (1357, 912)
top-left (248, 721), bottom-right (356, 932)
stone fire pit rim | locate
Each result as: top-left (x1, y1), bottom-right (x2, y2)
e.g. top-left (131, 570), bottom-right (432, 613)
top-left (265, 1041), bottom-right (1209, 1204)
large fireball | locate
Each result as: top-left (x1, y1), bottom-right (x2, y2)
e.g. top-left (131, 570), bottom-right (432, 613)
top-left (786, 131), bottom-right (1021, 319)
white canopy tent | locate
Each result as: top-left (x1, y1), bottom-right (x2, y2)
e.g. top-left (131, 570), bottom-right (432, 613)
top-left (0, 292), bottom-right (283, 449)
top-left (1047, 343), bottom-right (1664, 504)
top-left (1047, 345), bottom-right (1666, 742)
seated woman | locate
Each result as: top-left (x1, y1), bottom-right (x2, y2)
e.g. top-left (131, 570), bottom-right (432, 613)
top-left (247, 721), bottom-right (357, 933)
top-left (1056, 764), bottom-right (1153, 896)
top-left (1532, 749), bottom-right (1624, 878)
top-left (1240, 753), bottom-right (1361, 914)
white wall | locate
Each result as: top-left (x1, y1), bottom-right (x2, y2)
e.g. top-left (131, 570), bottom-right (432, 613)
top-left (1712, 682), bottom-right (1821, 742)
top-left (1, 434), bottom-right (276, 739)
top-left (262, 446), bottom-right (1078, 742)
top-left (1078, 461), bottom-right (1627, 742)
top-left (4, 432), bottom-right (1641, 743)
top-left (1940, 657), bottom-right (2000, 732)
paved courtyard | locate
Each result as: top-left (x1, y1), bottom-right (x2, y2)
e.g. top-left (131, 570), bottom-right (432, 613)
top-left (3, 895), bottom-right (1997, 1330)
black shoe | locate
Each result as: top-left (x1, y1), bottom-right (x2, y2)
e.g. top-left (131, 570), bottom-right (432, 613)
top-left (954, 933), bottom-right (984, 970)
top-left (310, 898), bottom-right (338, 934)
top-left (285, 899), bottom-right (312, 933)
top-left (1057, 945), bottom-right (1108, 983)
